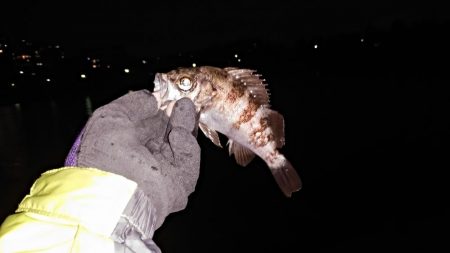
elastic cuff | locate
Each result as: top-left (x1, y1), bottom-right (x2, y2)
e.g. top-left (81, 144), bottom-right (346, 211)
top-left (111, 188), bottom-right (158, 248)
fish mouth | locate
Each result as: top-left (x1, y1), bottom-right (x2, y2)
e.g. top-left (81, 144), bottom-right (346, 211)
top-left (152, 73), bottom-right (168, 110)
top-left (153, 73), bottom-right (170, 110)
top-left (153, 73), bottom-right (167, 93)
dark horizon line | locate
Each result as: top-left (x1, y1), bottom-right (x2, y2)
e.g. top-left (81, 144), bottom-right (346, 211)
top-left (2, 17), bottom-right (449, 58)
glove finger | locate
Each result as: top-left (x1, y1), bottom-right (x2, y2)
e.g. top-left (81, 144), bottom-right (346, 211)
top-left (169, 97), bottom-right (198, 134)
top-left (108, 90), bottom-right (160, 124)
top-left (167, 128), bottom-right (201, 193)
top-left (138, 111), bottom-right (170, 146)
top-left (141, 97), bottom-right (198, 147)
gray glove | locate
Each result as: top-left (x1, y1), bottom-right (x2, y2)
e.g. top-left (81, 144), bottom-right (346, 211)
top-left (68, 89), bottom-right (200, 230)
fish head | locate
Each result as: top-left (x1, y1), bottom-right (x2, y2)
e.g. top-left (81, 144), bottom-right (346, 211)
top-left (153, 66), bottom-right (224, 113)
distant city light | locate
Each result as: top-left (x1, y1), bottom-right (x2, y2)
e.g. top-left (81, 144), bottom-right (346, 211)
top-left (0, 34), bottom-right (412, 96)
top-left (19, 54), bottom-right (31, 60)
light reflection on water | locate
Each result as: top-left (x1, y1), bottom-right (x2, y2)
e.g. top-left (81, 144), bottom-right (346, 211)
top-left (85, 96), bottom-right (93, 116)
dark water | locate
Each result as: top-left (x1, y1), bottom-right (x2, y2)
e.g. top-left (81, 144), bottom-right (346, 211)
top-left (1, 74), bottom-right (449, 252)
top-left (0, 94), bottom-right (89, 216)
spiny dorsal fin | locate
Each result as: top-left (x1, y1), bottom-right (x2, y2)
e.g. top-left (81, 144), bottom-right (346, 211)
top-left (199, 122), bottom-right (222, 148)
top-left (224, 67), bottom-right (270, 106)
top-left (227, 139), bottom-right (256, 167)
top-left (268, 110), bottom-right (285, 148)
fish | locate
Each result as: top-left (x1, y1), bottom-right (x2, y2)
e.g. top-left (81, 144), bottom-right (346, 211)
top-left (152, 66), bottom-right (302, 197)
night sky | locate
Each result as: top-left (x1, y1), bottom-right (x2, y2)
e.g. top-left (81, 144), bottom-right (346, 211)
top-left (1, 0), bottom-right (448, 56)
top-left (1, 1), bottom-right (449, 252)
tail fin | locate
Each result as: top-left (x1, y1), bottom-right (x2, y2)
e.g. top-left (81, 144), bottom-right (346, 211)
top-left (270, 160), bottom-right (302, 197)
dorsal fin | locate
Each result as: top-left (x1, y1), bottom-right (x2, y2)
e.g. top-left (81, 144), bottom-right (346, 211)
top-left (224, 67), bottom-right (270, 106)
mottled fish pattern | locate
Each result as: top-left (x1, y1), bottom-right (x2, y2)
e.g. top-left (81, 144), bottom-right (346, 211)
top-left (153, 66), bottom-right (301, 197)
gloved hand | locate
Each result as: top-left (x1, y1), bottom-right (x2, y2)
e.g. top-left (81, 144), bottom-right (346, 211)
top-left (65, 89), bottom-right (200, 231)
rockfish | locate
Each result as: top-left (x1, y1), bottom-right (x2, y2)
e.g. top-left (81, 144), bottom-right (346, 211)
top-left (152, 66), bottom-right (302, 197)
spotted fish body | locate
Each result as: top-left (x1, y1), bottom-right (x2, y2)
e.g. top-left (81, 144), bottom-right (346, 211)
top-left (153, 66), bottom-right (302, 197)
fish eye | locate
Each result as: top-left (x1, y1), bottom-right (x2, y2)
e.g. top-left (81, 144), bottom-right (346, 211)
top-left (178, 77), bottom-right (193, 91)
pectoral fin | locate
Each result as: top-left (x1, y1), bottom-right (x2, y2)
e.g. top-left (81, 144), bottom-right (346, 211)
top-left (227, 140), bottom-right (256, 166)
top-left (199, 122), bottom-right (222, 148)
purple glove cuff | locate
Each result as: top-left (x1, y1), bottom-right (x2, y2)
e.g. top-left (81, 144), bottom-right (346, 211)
top-left (64, 127), bottom-right (85, 166)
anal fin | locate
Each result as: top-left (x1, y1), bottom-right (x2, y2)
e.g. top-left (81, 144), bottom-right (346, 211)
top-left (227, 140), bottom-right (256, 167)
